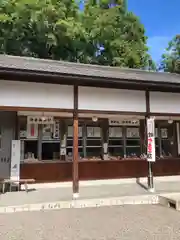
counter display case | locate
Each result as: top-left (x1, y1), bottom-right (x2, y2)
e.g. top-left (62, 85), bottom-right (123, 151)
top-left (42, 121), bottom-right (60, 160)
top-left (125, 127), bottom-right (140, 157)
top-left (108, 126), bottom-right (123, 156)
top-left (19, 118), bottom-right (180, 183)
top-left (108, 120), bottom-right (141, 158)
top-left (155, 121), bottom-right (175, 158)
top-left (19, 117), bottom-right (61, 161)
top-left (86, 126), bottom-right (102, 157)
top-left (19, 117), bottom-right (38, 161)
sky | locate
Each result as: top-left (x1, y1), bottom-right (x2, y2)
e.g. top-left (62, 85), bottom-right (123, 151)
top-left (79, 0), bottom-right (180, 64)
top-left (128, 0), bottom-right (180, 63)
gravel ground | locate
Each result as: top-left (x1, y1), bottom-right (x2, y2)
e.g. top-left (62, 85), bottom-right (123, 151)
top-left (0, 205), bottom-right (180, 240)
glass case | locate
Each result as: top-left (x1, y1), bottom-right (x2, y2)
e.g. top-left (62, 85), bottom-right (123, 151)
top-left (125, 127), bottom-right (141, 157)
top-left (86, 126), bottom-right (102, 157)
top-left (160, 127), bottom-right (172, 157)
top-left (108, 126), bottom-right (123, 156)
top-left (155, 121), bottom-right (174, 158)
top-left (41, 122), bottom-right (60, 160)
top-left (19, 117), bottom-right (38, 161)
top-left (19, 116), bottom-right (179, 161)
top-left (19, 116), bottom-right (61, 161)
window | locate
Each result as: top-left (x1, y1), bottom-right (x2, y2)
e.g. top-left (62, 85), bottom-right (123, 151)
top-left (160, 127), bottom-right (172, 157)
top-left (19, 117), bottom-right (38, 161)
top-left (41, 123), bottom-right (60, 160)
top-left (19, 116), bottom-right (148, 161)
top-left (19, 116), bottom-right (61, 161)
top-left (155, 121), bottom-right (175, 158)
top-left (86, 126), bottom-right (102, 157)
top-left (108, 127), bottom-right (123, 156)
top-left (66, 122), bottom-right (103, 159)
top-left (125, 127), bottom-right (141, 157)
top-left (108, 124), bottom-right (141, 158)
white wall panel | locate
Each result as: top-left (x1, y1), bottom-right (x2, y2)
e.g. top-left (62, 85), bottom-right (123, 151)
top-left (0, 80), bottom-right (73, 109)
top-left (79, 87), bottom-right (146, 112)
top-left (150, 91), bottom-right (180, 113)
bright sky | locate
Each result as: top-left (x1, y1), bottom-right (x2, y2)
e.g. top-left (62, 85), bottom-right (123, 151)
top-left (128, 0), bottom-right (180, 63)
top-left (79, 0), bottom-right (180, 64)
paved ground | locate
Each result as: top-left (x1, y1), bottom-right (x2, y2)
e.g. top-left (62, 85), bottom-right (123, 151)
top-left (0, 205), bottom-right (180, 240)
top-left (1, 181), bottom-right (180, 207)
top-left (155, 181), bottom-right (180, 193)
top-left (0, 183), bottom-right (147, 207)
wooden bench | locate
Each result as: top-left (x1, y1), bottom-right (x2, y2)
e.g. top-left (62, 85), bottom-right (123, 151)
top-left (0, 179), bottom-right (35, 194)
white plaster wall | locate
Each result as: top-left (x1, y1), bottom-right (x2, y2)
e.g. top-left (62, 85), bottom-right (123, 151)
top-left (150, 92), bottom-right (180, 113)
top-left (78, 87), bottom-right (146, 112)
top-left (0, 80), bottom-right (73, 109)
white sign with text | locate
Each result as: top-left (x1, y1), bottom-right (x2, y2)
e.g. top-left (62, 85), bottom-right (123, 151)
top-left (10, 140), bottom-right (21, 181)
top-left (147, 118), bottom-right (156, 162)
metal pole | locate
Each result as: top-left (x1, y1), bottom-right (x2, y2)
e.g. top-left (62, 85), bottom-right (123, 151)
top-left (146, 116), bottom-right (155, 193)
top-left (148, 161), bottom-right (154, 191)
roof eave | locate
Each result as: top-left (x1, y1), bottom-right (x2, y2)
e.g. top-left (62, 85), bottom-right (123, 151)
top-left (0, 67), bottom-right (180, 92)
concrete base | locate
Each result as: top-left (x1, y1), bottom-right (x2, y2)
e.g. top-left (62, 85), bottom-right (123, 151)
top-left (73, 193), bottom-right (79, 200)
top-left (148, 188), bottom-right (155, 193)
top-left (159, 193), bottom-right (180, 211)
top-left (20, 175), bottom-right (180, 190)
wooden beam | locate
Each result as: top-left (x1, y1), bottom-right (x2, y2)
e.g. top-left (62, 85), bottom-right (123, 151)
top-left (72, 85), bottom-right (79, 198)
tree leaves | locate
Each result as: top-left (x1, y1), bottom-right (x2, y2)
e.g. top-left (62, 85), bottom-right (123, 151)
top-left (0, 0), bottom-right (150, 69)
top-left (160, 35), bottom-right (180, 74)
top-left (83, 1), bottom-right (149, 68)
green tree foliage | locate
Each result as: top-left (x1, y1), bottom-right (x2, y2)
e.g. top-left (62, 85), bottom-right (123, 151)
top-left (83, 0), bottom-right (150, 68)
top-left (0, 0), bottom-right (87, 61)
top-left (0, 0), bottom-right (150, 69)
top-left (160, 35), bottom-right (180, 74)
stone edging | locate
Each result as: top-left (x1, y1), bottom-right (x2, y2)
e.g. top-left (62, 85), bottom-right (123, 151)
top-left (0, 194), bottom-right (159, 214)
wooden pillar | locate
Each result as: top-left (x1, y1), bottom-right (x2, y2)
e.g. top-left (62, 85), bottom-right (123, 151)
top-left (72, 85), bottom-right (79, 198)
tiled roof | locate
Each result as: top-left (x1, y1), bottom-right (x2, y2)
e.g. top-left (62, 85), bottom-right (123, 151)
top-left (0, 54), bottom-right (179, 84)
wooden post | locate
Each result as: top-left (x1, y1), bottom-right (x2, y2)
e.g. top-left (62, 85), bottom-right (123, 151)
top-left (72, 85), bottom-right (79, 199)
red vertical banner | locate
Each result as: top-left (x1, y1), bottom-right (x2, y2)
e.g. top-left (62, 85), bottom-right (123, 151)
top-left (31, 124), bottom-right (35, 137)
top-left (27, 123), bottom-right (38, 139)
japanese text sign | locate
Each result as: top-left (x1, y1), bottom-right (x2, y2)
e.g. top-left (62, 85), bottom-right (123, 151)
top-left (147, 118), bottom-right (156, 162)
